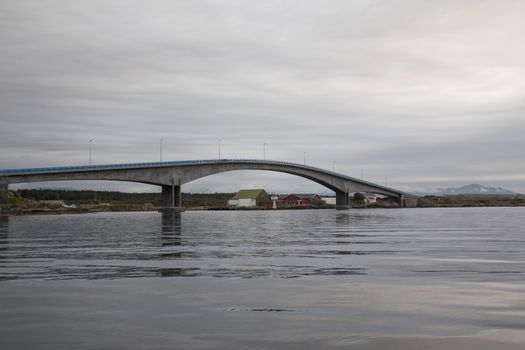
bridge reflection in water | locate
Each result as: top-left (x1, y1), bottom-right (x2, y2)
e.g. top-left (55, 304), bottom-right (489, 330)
top-left (161, 212), bottom-right (182, 246)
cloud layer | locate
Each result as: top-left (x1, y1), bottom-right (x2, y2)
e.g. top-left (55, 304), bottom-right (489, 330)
top-left (1, 0), bottom-right (524, 193)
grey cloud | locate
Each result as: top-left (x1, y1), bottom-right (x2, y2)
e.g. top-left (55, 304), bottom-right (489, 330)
top-left (1, 0), bottom-right (525, 193)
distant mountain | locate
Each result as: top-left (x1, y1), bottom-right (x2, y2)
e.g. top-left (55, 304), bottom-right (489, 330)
top-left (437, 184), bottom-right (518, 195)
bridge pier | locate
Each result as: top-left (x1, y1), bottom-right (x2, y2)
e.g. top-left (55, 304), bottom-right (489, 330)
top-left (161, 184), bottom-right (184, 212)
top-left (335, 190), bottom-right (350, 210)
top-left (399, 194), bottom-right (406, 208)
top-left (0, 178), bottom-right (8, 212)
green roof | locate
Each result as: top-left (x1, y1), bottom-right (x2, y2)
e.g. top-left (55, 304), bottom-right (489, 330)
top-left (231, 189), bottom-right (268, 200)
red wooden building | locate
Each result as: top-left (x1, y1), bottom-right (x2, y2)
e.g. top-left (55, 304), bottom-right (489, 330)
top-left (278, 194), bottom-right (322, 206)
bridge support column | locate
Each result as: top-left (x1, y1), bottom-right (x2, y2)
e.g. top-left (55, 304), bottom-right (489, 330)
top-left (0, 178), bottom-right (8, 212)
top-left (335, 190), bottom-right (349, 210)
top-left (161, 184), bottom-right (184, 212)
top-left (399, 194), bottom-right (406, 208)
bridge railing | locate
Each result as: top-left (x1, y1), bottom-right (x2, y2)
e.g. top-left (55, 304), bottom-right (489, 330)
top-left (0, 159), bottom-right (312, 175)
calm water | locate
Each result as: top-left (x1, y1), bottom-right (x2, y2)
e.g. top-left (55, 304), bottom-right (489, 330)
top-left (1, 208), bottom-right (524, 349)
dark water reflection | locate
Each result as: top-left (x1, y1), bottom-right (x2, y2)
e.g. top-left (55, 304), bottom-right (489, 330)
top-left (1, 208), bottom-right (525, 349)
top-left (0, 216), bottom-right (8, 265)
top-left (0, 209), bottom-right (525, 281)
top-left (161, 211), bottom-right (182, 246)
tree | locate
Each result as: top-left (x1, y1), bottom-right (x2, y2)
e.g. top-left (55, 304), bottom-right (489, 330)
top-left (353, 192), bottom-right (365, 202)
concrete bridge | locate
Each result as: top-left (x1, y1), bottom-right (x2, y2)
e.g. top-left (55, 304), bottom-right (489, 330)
top-left (0, 159), bottom-right (408, 211)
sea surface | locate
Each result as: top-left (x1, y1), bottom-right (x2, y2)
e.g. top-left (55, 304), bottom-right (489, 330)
top-left (1, 208), bottom-right (524, 349)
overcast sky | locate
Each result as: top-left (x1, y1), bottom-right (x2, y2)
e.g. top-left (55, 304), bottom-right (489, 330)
top-left (1, 0), bottom-right (524, 194)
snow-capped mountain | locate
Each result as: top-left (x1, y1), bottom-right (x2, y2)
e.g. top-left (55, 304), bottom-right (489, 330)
top-left (437, 184), bottom-right (517, 195)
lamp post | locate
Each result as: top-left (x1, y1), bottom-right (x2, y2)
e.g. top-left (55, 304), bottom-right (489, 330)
top-left (263, 143), bottom-right (266, 160)
top-left (160, 138), bottom-right (163, 163)
top-left (89, 139), bottom-right (93, 165)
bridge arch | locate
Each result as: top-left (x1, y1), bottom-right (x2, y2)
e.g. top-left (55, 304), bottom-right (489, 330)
top-left (180, 164), bottom-right (342, 193)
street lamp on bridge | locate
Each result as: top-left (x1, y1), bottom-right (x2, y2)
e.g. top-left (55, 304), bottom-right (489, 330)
top-left (89, 139), bottom-right (93, 165)
top-left (160, 138), bottom-right (163, 163)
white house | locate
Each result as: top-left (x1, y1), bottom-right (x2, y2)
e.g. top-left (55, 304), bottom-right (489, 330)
top-left (227, 189), bottom-right (270, 208)
top-left (364, 193), bottom-right (377, 204)
top-left (321, 197), bottom-right (336, 205)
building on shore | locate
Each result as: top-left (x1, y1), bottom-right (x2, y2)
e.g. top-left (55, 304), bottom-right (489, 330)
top-left (277, 194), bottom-right (323, 206)
top-left (363, 193), bottom-right (377, 205)
top-left (227, 189), bottom-right (270, 208)
top-left (321, 196), bottom-right (336, 205)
